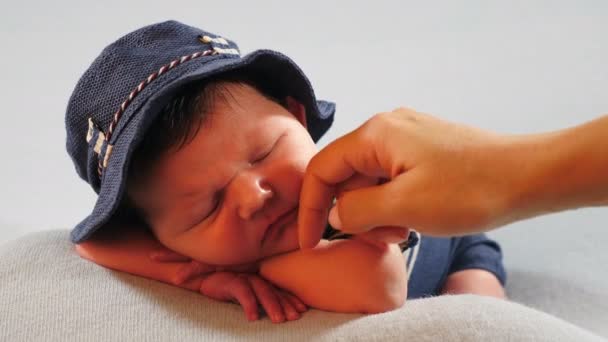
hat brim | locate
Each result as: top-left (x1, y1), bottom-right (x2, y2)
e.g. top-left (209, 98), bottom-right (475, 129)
top-left (70, 49), bottom-right (335, 243)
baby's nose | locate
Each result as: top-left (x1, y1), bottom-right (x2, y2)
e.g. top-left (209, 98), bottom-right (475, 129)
top-left (236, 177), bottom-right (274, 220)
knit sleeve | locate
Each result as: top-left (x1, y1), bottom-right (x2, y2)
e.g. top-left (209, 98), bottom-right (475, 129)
top-left (448, 234), bottom-right (507, 285)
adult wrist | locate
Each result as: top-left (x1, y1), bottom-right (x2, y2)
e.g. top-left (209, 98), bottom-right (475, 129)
top-left (498, 119), bottom-right (608, 224)
top-left (495, 131), bottom-right (564, 225)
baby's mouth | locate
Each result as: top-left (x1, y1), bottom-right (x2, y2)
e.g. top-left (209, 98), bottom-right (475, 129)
top-left (262, 208), bottom-right (298, 246)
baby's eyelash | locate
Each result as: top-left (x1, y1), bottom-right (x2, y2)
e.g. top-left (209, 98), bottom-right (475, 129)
top-left (203, 193), bottom-right (222, 219)
top-left (253, 149), bottom-right (272, 163)
top-left (253, 133), bottom-right (286, 164)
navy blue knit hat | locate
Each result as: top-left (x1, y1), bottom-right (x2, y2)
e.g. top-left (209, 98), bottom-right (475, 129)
top-left (65, 20), bottom-right (335, 243)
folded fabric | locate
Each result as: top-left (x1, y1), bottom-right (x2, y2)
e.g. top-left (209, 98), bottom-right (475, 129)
top-left (0, 230), bottom-right (604, 341)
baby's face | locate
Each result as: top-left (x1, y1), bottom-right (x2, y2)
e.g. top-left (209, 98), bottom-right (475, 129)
top-left (132, 83), bottom-right (317, 265)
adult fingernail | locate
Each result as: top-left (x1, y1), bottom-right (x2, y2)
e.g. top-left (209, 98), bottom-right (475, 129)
top-left (328, 206), bottom-right (342, 229)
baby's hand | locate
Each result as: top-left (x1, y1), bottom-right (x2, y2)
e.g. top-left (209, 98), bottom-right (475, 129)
top-left (149, 247), bottom-right (259, 283)
top-left (149, 247), bottom-right (307, 323)
top-left (149, 247), bottom-right (217, 285)
top-left (200, 271), bottom-right (307, 323)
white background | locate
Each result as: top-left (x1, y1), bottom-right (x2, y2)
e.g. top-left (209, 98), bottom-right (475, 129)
top-left (1, 0), bottom-right (607, 243)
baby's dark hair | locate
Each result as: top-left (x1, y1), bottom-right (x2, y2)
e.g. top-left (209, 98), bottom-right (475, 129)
top-left (138, 75), bottom-right (274, 171)
top-left (121, 70), bottom-right (287, 223)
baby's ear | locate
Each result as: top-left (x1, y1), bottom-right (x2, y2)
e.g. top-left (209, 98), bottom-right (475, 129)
top-left (285, 96), bottom-right (307, 128)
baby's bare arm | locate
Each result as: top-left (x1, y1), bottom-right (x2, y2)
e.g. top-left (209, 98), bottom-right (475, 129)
top-left (441, 269), bottom-right (506, 299)
top-left (75, 226), bottom-right (207, 291)
top-left (75, 226), bottom-right (308, 323)
top-left (259, 239), bottom-right (408, 314)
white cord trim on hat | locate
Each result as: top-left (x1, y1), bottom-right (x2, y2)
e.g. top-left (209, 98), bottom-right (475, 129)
top-left (87, 118), bottom-right (107, 154)
top-left (213, 47), bottom-right (240, 55)
top-left (103, 145), bottom-right (113, 168)
top-left (94, 134), bottom-right (106, 154)
top-left (200, 36), bottom-right (229, 45)
top-left (96, 48), bottom-right (221, 177)
top-left (86, 118), bottom-right (95, 143)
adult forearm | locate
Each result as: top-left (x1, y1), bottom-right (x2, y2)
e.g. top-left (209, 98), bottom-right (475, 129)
top-left (502, 115), bottom-right (608, 223)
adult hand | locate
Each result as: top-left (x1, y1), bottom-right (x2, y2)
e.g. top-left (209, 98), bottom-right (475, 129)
top-left (298, 107), bottom-right (520, 248)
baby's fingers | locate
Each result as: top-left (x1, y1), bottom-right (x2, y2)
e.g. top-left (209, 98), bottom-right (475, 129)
top-left (248, 276), bottom-right (285, 323)
top-left (173, 260), bottom-right (216, 285)
top-left (228, 277), bottom-right (260, 322)
top-left (282, 292), bottom-right (308, 313)
top-left (277, 292), bottom-right (301, 321)
top-left (200, 273), bottom-right (259, 321)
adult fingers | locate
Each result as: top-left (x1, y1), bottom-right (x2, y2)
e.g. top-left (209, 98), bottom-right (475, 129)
top-left (335, 173), bottom-right (380, 196)
top-left (299, 128), bottom-right (389, 249)
top-left (354, 226), bottom-right (410, 249)
top-left (328, 174), bottom-right (417, 234)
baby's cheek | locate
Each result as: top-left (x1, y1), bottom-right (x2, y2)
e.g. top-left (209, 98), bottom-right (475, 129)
top-left (196, 231), bottom-right (261, 265)
top-left (283, 223), bottom-right (300, 250)
top-left (267, 221), bottom-right (300, 257)
top-left (274, 163), bottom-right (306, 201)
